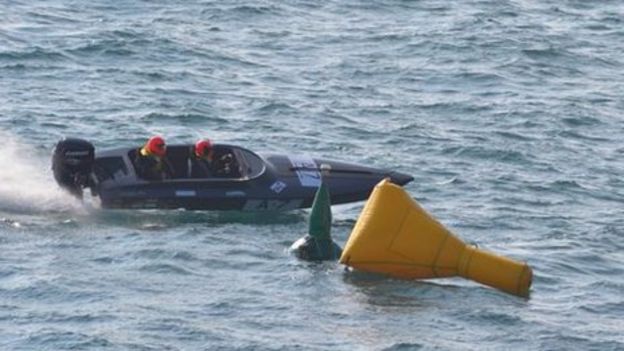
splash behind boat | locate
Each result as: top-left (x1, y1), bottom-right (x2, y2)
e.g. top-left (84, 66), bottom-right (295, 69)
top-left (52, 138), bottom-right (413, 211)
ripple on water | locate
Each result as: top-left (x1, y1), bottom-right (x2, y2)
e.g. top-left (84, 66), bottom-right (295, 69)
top-left (3, 281), bottom-right (102, 304)
top-left (1, 0), bottom-right (624, 350)
top-left (0, 47), bottom-right (70, 62)
top-left (443, 145), bottom-right (531, 165)
top-left (138, 263), bottom-right (194, 276)
top-left (21, 331), bottom-right (115, 350)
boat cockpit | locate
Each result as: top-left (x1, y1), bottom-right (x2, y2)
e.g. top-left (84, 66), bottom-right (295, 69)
top-left (92, 144), bottom-right (266, 183)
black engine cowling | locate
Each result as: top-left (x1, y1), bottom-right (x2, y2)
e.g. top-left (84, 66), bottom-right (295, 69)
top-left (52, 138), bottom-right (95, 198)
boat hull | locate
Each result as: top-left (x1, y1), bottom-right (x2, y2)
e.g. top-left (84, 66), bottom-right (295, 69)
top-left (70, 143), bottom-right (413, 211)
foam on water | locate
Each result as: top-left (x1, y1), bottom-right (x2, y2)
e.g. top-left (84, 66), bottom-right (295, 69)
top-left (1, 1), bottom-right (624, 350)
top-left (0, 132), bottom-right (82, 214)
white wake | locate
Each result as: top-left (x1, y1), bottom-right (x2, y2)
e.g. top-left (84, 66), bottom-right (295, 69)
top-left (0, 133), bottom-right (84, 214)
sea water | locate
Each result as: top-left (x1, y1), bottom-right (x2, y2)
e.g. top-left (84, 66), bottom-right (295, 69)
top-left (1, 1), bottom-right (623, 350)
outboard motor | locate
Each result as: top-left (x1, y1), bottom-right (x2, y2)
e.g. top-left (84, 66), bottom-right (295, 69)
top-left (52, 138), bottom-right (95, 199)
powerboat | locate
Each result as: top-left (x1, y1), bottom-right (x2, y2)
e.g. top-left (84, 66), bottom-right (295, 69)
top-left (52, 138), bottom-right (413, 211)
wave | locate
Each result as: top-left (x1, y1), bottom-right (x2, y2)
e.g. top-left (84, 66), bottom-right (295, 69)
top-left (140, 112), bottom-right (229, 124)
top-left (0, 47), bottom-right (69, 62)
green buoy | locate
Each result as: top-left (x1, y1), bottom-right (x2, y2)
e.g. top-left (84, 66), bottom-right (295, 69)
top-left (290, 181), bottom-right (342, 261)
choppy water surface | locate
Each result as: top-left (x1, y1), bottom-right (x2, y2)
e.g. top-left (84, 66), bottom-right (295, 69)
top-left (1, 1), bottom-right (623, 350)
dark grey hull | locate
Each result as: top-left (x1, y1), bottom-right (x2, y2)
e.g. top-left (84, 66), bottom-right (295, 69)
top-left (82, 144), bottom-right (413, 211)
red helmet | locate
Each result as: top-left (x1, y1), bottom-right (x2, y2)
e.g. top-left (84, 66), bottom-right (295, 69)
top-left (195, 139), bottom-right (213, 158)
top-left (145, 136), bottom-right (166, 157)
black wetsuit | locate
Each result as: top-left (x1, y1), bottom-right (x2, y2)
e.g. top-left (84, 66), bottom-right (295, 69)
top-left (133, 150), bottom-right (174, 181)
top-left (188, 156), bottom-right (214, 178)
top-left (187, 152), bottom-right (238, 178)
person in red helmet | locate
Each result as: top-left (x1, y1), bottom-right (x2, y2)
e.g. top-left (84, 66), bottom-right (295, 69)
top-left (134, 136), bottom-right (174, 180)
top-left (188, 139), bottom-right (215, 178)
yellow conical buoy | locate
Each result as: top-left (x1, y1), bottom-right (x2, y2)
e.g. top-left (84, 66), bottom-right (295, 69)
top-left (339, 179), bottom-right (532, 297)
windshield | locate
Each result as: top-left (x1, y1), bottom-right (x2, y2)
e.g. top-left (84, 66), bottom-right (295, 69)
top-left (236, 148), bottom-right (265, 179)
